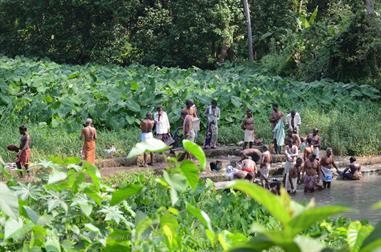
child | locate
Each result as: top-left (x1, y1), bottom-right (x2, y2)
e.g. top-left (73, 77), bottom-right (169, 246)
top-left (241, 109), bottom-right (255, 149)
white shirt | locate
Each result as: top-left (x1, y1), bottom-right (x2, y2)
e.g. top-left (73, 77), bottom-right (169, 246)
top-left (154, 111), bottom-right (170, 134)
top-left (205, 106), bottom-right (220, 124)
top-left (286, 112), bottom-right (301, 131)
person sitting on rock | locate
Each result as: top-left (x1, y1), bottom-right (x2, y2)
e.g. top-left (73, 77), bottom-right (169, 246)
top-left (341, 157), bottom-right (361, 180)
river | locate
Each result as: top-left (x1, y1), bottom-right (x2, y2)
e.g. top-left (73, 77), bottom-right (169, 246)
top-left (293, 173), bottom-right (381, 224)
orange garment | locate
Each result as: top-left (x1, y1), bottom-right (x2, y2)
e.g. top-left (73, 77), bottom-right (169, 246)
top-left (82, 140), bottom-right (96, 165)
top-left (16, 148), bottom-right (31, 167)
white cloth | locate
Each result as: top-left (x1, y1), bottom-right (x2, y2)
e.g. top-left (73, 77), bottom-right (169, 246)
top-left (313, 147), bottom-right (320, 159)
top-left (244, 130), bottom-right (255, 142)
top-left (286, 112), bottom-right (301, 133)
top-left (321, 166), bottom-right (333, 182)
top-left (141, 132), bottom-right (153, 142)
top-left (205, 106), bottom-right (220, 125)
top-left (154, 112), bottom-right (170, 135)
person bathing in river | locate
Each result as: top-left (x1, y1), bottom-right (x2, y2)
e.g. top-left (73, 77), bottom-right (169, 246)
top-left (241, 109), bottom-right (255, 149)
top-left (259, 145), bottom-right (271, 188)
top-left (140, 112), bottom-right (155, 167)
top-left (284, 139), bottom-right (298, 192)
top-left (241, 148), bottom-right (262, 163)
top-left (286, 110), bottom-right (301, 135)
top-left (269, 104), bottom-right (284, 154)
top-left (154, 105), bottom-right (173, 146)
top-left (320, 148), bottom-right (339, 189)
top-left (204, 100), bottom-right (220, 149)
top-left (342, 157), bottom-right (362, 180)
top-left (302, 153), bottom-right (321, 193)
top-left (289, 157), bottom-right (302, 194)
top-left (80, 119), bottom-right (97, 165)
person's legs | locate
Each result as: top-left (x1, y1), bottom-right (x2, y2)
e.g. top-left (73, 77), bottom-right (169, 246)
top-left (249, 142), bottom-right (253, 148)
top-left (143, 153), bottom-right (147, 167)
top-left (148, 152), bottom-right (153, 165)
top-left (243, 142), bottom-right (248, 149)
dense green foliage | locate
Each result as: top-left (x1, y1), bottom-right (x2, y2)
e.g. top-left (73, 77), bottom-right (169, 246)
top-left (0, 141), bottom-right (380, 251)
top-left (0, 56), bottom-right (380, 159)
top-left (0, 0), bottom-right (380, 85)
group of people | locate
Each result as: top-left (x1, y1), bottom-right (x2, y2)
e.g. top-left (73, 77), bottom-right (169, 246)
top-left (231, 103), bottom-right (362, 194)
top-left (7, 100), bottom-right (362, 191)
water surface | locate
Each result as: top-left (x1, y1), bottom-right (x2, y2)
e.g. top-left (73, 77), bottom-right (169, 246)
top-left (293, 173), bottom-right (381, 223)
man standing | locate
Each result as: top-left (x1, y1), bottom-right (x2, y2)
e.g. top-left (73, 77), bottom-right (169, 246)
top-left (16, 125), bottom-right (31, 176)
top-left (204, 100), bottom-right (220, 149)
top-left (302, 153), bottom-right (320, 193)
top-left (284, 139), bottom-right (298, 192)
top-left (286, 129), bottom-right (301, 148)
top-left (154, 105), bottom-right (172, 145)
top-left (286, 110), bottom-right (301, 134)
top-left (320, 148), bottom-right (339, 189)
top-left (80, 119), bottom-right (97, 165)
top-left (140, 112), bottom-right (155, 167)
top-left (309, 128), bottom-right (321, 159)
top-left (241, 109), bottom-right (255, 149)
top-left (260, 145), bottom-right (271, 188)
top-left (182, 110), bottom-right (195, 142)
top-left (269, 104), bottom-right (284, 154)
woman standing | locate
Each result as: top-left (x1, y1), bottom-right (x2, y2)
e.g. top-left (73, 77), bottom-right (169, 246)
top-left (204, 100), bottom-right (220, 149)
top-left (183, 99), bottom-right (199, 141)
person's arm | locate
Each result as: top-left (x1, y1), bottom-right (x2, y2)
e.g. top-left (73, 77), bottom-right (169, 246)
top-left (93, 128), bottom-right (97, 140)
top-left (216, 107), bottom-right (220, 120)
top-left (297, 113), bottom-right (301, 127)
top-left (165, 113), bottom-right (170, 132)
top-left (241, 119), bottom-right (246, 130)
top-left (80, 128), bottom-right (85, 140)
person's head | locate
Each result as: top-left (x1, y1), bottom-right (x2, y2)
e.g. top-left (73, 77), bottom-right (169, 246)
top-left (246, 109), bottom-right (253, 117)
top-left (272, 103), bottom-right (279, 112)
top-left (157, 105), bottom-right (163, 113)
top-left (85, 118), bottom-right (92, 126)
top-left (287, 139), bottom-right (293, 147)
top-left (181, 110), bottom-right (188, 119)
top-left (309, 153), bottom-right (317, 162)
top-left (241, 153), bottom-right (250, 160)
top-left (185, 99), bottom-right (193, 108)
top-left (261, 145), bottom-right (269, 152)
top-left (349, 156), bottom-right (356, 163)
top-left (19, 125), bottom-right (27, 134)
top-left (146, 112), bottom-right (152, 120)
top-left (326, 148), bottom-right (333, 157)
top-left (313, 128), bottom-right (319, 135)
top-left (291, 110), bottom-right (296, 117)
top-left (211, 99), bottom-right (217, 108)
top-left (296, 157), bottom-right (303, 166)
top-left (306, 137), bottom-right (312, 145)
top-left (300, 137), bottom-right (305, 143)
top-left (287, 129), bottom-right (293, 137)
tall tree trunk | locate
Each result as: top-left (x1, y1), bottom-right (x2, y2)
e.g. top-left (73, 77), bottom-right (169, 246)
top-left (242, 0), bottom-right (253, 61)
top-left (363, 0), bottom-right (375, 15)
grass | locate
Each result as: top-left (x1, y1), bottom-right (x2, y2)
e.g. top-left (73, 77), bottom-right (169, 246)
top-left (1, 105), bottom-right (380, 163)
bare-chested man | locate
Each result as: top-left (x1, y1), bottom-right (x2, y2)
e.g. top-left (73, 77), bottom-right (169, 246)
top-left (289, 157), bottom-right (302, 194)
top-left (269, 104), bottom-right (284, 154)
top-left (140, 112), bottom-right (155, 167)
top-left (309, 128), bottom-right (321, 159)
top-left (241, 148), bottom-right (262, 163)
top-left (342, 157), bottom-right (361, 180)
top-left (302, 153), bottom-right (320, 193)
top-left (320, 148), bottom-right (339, 189)
top-left (16, 125), bottom-right (31, 176)
top-left (286, 129), bottom-right (301, 148)
top-left (241, 109), bottom-right (255, 149)
top-left (80, 119), bottom-right (97, 165)
top-left (284, 140), bottom-right (298, 192)
top-left (260, 145), bottom-right (271, 188)
top-left (303, 138), bottom-right (314, 162)
top-left (182, 110), bottom-right (194, 159)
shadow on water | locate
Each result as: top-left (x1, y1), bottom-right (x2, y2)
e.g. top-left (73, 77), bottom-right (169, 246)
top-left (293, 172), bottom-right (381, 224)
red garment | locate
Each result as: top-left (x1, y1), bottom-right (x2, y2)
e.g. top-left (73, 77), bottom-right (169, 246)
top-left (16, 148), bottom-right (31, 167)
top-left (82, 140), bottom-right (96, 165)
top-left (242, 167), bottom-right (255, 173)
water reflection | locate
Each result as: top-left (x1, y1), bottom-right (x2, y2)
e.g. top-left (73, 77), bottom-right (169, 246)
top-left (293, 174), bottom-right (381, 223)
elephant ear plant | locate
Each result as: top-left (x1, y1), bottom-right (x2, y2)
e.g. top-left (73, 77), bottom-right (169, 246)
top-left (229, 181), bottom-right (381, 252)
